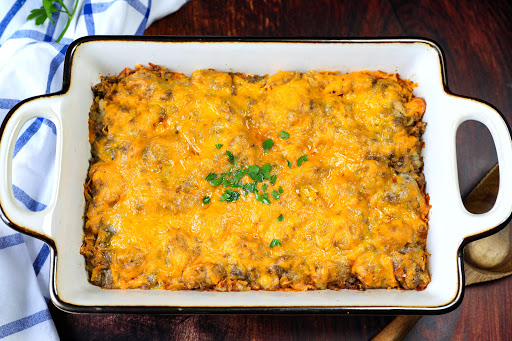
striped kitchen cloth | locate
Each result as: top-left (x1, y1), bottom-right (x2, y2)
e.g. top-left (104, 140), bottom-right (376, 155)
top-left (0, 0), bottom-right (187, 339)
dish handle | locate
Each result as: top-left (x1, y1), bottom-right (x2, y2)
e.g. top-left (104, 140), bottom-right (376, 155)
top-left (449, 97), bottom-right (512, 240)
top-left (0, 96), bottom-right (62, 240)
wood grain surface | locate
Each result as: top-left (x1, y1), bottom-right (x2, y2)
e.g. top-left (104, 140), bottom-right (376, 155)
top-left (49, 0), bottom-right (512, 340)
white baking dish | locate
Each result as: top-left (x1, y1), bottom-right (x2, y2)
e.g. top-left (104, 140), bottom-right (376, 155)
top-left (1, 37), bottom-right (512, 314)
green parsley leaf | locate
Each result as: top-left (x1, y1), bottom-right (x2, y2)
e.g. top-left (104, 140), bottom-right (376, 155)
top-left (255, 192), bottom-right (271, 205)
top-left (222, 178), bottom-right (229, 187)
top-left (210, 178), bottom-right (223, 186)
top-left (262, 139), bottom-right (274, 153)
top-left (202, 196), bottom-right (211, 204)
top-left (270, 174), bottom-right (277, 185)
top-left (27, 6), bottom-right (55, 25)
top-left (256, 172), bottom-right (264, 182)
top-left (215, 144), bottom-right (223, 149)
top-left (277, 214), bottom-right (284, 221)
top-left (270, 239), bottom-right (282, 248)
top-left (260, 163), bottom-right (272, 179)
top-left (228, 190), bottom-right (241, 202)
top-left (278, 186), bottom-right (284, 194)
top-left (243, 182), bottom-right (258, 193)
top-left (279, 131), bottom-right (290, 139)
top-left (233, 168), bottom-right (248, 182)
top-left (297, 154), bottom-right (308, 166)
top-left (247, 165), bottom-right (260, 180)
top-left (205, 173), bottom-right (217, 181)
top-left (272, 189), bottom-right (280, 200)
top-left (219, 189), bottom-right (240, 203)
top-left (42, 0), bottom-right (58, 23)
top-left (262, 184), bottom-right (268, 192)
top-left (282, 154), bottom-right (292, 168)
top-left (226, 150), bottom-right (235, 163)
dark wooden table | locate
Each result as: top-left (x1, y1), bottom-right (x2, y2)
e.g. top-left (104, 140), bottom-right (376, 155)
top-left (49, 1), bottom-right (512, 339)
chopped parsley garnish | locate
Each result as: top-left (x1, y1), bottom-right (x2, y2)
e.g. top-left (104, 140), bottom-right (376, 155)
top-left (243, 182), bottom-right (258, 193)
top-left (282, 154), bottom-right (292, 168)
top-left (206, 151), bottom-right (281, 204)
top-left (247, 165), bottom-right (260, 180)
top-left (270, 174), bottom-right (277, 185)
top-left (255, 192), bottom-right (271, 205)
top-left (226, 150), bottom-right (235, 163)
top-left (215, 144), bottom-right (223, 149)
top-left (233, 168), bottom-right (248, 183)
top-left (230, 180), bottom-right (243, 188)
top-left (205, 173), bottom-right (217, 181)
top-left (279, 131), bottom-right (290, 139)
top-left (260, 163), bottom-right (272, 179)
top-left (278, 186), bottom-right (284, 194)
top-left (270, 239), bottom-right (282, 248)
top-left (262, 139), bottom-right (274, 153)
top-left (219, 189), bottom-right (241, 202)
top-left (277, 214), bottom-right (284, 221)
top-left (297, 154), bottom-right (308, 166)
top-left (256, 172), bottom-right (264, 182)
top-left (210, 178), bottom-right (223, 186)
top-left (202, 196), bottom-right (211, 205)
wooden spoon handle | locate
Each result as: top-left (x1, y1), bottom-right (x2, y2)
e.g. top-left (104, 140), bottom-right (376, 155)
top-left (371, 316), bottom-right (422, 341)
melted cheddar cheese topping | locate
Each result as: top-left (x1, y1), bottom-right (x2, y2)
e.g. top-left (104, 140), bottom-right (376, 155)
top-left (81, 65), bottom-right (430, 291)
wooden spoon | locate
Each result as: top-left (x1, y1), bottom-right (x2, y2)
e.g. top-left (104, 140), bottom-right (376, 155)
top-left (372, 164), bottom-right (512, 341)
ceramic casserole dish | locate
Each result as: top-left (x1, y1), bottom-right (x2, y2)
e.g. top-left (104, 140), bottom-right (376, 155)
top-left (1, 37), bottom-right (512, 314)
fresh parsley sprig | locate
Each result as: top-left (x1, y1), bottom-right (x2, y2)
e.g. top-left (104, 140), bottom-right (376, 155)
top-left (27, 0), bottom-right (79, 43)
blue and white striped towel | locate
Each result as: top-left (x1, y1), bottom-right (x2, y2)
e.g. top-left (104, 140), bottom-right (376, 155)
top-left (0, 1), bottom-right (186, 339)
